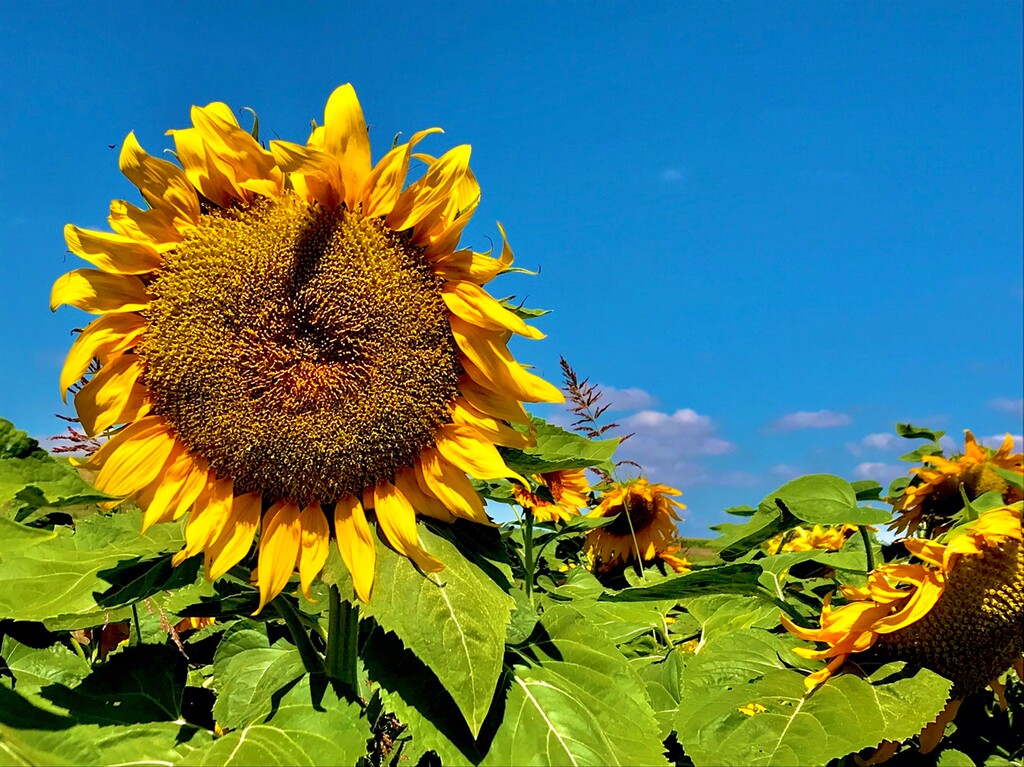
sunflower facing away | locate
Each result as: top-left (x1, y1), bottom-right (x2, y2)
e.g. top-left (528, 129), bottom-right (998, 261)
top-left (782, 504), bottom-right (1023, 702)
top-left (512, 468), bottom-right (591, 523)
top-left (891, 430), bottom-right (1023, 536)
top-left (585, 478), bottom-right (690, 572)
top-left (51, 84), bottom-right (563, 611)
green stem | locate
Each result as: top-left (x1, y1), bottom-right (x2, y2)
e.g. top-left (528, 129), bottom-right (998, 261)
top-left (69, 635), bottom-right (87, 663)
top-left (523, 510), bottom-right (535, 601)
top-left (274, 598), bottom-right (325, 676)
top-left (130, 603), bottom-right (142, 646)
top-left (325, 585), bottom-right (359, 691)
top-left (859, 525), bottom-right (876, 573)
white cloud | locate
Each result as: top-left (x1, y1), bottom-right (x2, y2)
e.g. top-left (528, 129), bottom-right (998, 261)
top-left (847, 432), bottom-right (899, 456)
top-left (853, 462), bottom-right (906, 484)
top-left (769, 464), bottom-right (803, 480)
top-left (599, 385), bottom-right (658, 412)
top-left (768, 410), bottom-right (852, 432)
top-left (988, 398), bottom-right (1024, 416)
top-left (614, 408), bottom-right (736, 487)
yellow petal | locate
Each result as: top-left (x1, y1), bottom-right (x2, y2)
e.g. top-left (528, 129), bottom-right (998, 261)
top-left (108, 199), bottom-right (181, 247)
top-left (373, 482), bottom-right (444, 573)
top-left (434, 423), bottom-right (527, 484)
top-left (415, 448), bottom-right (490, 524)
top-left (205, 492), bottom-right (261, 580)
top-left (269, 140), bottom-right (342, 207)
top-left (387, 145), bottom-right (471, 232)
top-left (60, 313), bottom-right (146, 400)
top-left (167, 126), bottom-right (237, 208)
top-left (458, 377), bottom-right (530, 425)
top-left (297, 503), bottom-right (330, 599)
top-left (441, 281), bottom-right (544, 339)
top-left (450, 316), bottom-right (564, 403)
top-left (334, 494), bottom-right (376, 603)
top-left (74, 355), bottom-right (145, 436)
top-left (172, 475), bottom-right (233, 566)
top-left (50, 270), bottom-right (149, 314)
top-left (430, 249), bottom-right (507, 285)
top-left (255, 500), bottom-right (302, 613)
top-left (361, 128), bottom-right (443, 218)
top-left (140, 447), bottom-right (209, 532)
top-left (322, 83), bottom-right (372, 209)
top-left (450, 398), bottom-right (532, 449)
top-left (191, 104), bottom-right (283, 200)
top-left (93, 420), bottom-right (177, 498)
top-left (119, 132), bottom-right (199, 226)
top-left (393, 469), bottom-right (455, 523)
top-left (64, 225), bottom-right (162, 274)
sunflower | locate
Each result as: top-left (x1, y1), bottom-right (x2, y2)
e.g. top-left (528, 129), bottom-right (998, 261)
top-left (782, 504), bottom-right (1023, 699)
top-left (585, 478), bottom-right (687, 571)
top-left (891, 430), bottom-right (1023, 536)
top-left (512, 468), bottom-right (591, 523)
top-left (51, 84), bottom-right (563, 611)
top-left (763, 523), bottom-right (860, 555)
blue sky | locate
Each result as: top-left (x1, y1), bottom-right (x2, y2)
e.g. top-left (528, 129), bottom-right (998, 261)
top-left (1, 2), bottom-right (1021, 534)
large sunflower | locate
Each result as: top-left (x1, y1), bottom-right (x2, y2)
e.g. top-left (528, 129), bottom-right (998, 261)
top-left (585, 478), bottom-right (688, 572)
top-left (782, 504), bottom-right (1023, 698)
top-left (891, 430), bottom-right (1022, 536)
top-left (51, 84), bottom-right (563, 611)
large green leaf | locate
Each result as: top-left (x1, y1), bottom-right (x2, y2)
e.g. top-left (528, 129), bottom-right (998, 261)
top-left (180, 676), bottom-right (370, 766)
top-left (1, 636), bottom-right (91, 694)
top-left (598, 563), bottom-right (764, 602)
top-left (499, 418), bottom-right (618, 474)
top-left (362, 523), bottom-right (513, 737)
top-left (685, 594), bottom-right (780, 647)
top-left (210, 623), bottom-right (305, 730)
top-left (0, 509), bottom-right (184, 624)
top-left (0, 721), bottom-right (212, 766)
top-left (482, 605), bottom-right (668, 767)
top-left (766, 475), bottom-right (890, 526)
top-left (0, 419), bottom-right (41, 459)
top-left (675, 630), bottom-right (953, 767)
top-left (0, 453), bottom-right (110, 521)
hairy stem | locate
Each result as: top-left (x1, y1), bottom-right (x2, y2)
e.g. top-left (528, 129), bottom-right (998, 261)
top-left (274, 597), bottom-right (325, 676)
top-left (325, 585), bottom-right (359, 692)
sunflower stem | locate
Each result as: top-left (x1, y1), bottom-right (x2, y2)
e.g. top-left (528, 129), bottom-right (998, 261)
top-left (130, 603), bottom-right (142, 646)
top-left (523, 510), bottom-right (535, 602)
top-left (274, 597), bottom-right (325, 676)
top-left (859, 525), bottom-right (876, 573)
top-left (325, 585), bottom-right (359, 692)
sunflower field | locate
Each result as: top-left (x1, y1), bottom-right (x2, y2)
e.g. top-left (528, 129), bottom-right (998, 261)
top-left (1, 85), bottom-right (1022, 767)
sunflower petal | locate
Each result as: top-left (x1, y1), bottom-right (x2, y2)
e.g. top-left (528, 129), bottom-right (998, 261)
top-left (458, 377), bottom-right (531, 425)
top-left (141, 448), bottom-right (209, 532)
top-left (362, 128), bottom-right (443, 218)
top-left (206, 492), bottom-right (261, 580)
top-left (450, 398), bottom-right (532, 448)
top-left (297, 503), bottom-right (330, 599)
top-left (441, 281), bottom-right (544, 339)
top-left (387, 145), bottom-right (471, 233)
top-left (373, 482), bottom-right (444, 573)
top-left (323, 84), bottom-right (372, 209)
top-left (108, 199), bottom-right (181, 247)
top-left (50, 270), bottom-right (149, 314)
top-left (93, 420), bottom-right (177, 498)
top-left (434, 423), bottom-right (527, 484)
top-left (394, 469), bottom-right (455, 523)
top-left (172, 475), bottom-right (233, 566)
top-left (255, 500), bottom-right (302, 613)
top-left (119, 132), bottom-right (199, 225)
top-left (60, 313), bottom-right (146, 401)
top-left (334, 494), bottom-right (376, 604)
top-left (64, 225), bottom-right (162, 274)
top-left (415, 448), bottom-right (490, 524)
top-left (75, 355), bottom-right (146, 436)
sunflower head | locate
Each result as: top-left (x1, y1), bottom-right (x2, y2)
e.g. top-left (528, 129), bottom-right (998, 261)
top-left (512, 468), bottom-right (591, 523)
top-left (763, 523), bottom-right (860, 555)
top-left (52, 84), bottom-right (564, 612)
top-left (584, 478), bottom-right (686, 571)
top-left (891, 431), bottom-right (1023, 536)
top-left (783, 504), bottom-right (1024, 696)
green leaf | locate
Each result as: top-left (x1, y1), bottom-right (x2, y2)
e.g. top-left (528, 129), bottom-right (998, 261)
top-left (850, 480), bottom-right (883, 502)
top-left (0, 509), bottom-right (184, 624)
top-left (0, 418), bottom-right (41, 459)
top-left (991, 465), bottom-right (1024, 491)
top-left (180, 676), bottom-right (370, 766)
top-left (901, 444), bottom-right (945, 463)
top-left (0, 453), bottom-right (109, 519)
top-left (0, 636), bottom-right (90, 693)
top-left (211, 622), bottom-right (305, 730)
top-left (896, 423), bottom-right (945, 442)
top-left (362, 522), bottom-right (514, 737)
top-left (675, 660), bottom-right (953, 767)
top-left (500, 417), bottom-right (618, 473)
top-left (711, 507), bottom-right (795, 561)
top-left (685, 594), bottom-right (780, 647)
top-left (599, 563), bottom-right (764, 602)
top-left (483, 605), bottom-right (668, 767)
top-left (936, 749), bottom-right (977, 767)
top-left (631, 651), bottom-right (684, 738)
top-left (766, 475), bottom-right (890, 526)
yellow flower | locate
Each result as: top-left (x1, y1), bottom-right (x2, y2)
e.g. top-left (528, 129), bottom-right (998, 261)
top-left (738, 702), bottom-right (767, 717)
top-left (763, 524), bottom-right (860, 555)
top-left (782, 505), bottom-right (1024, 697)
top-left (585, 479), bottom-right (686, 571)
top-left (892, 430), bottom-right (1023, 536)
top-left (51, 85), bottom-right (563, 612)
top-left (512, 469), bottom-right (591, 523)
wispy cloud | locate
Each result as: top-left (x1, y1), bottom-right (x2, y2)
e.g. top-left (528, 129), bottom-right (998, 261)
top-left (599, 385), bottom-right (658, 411)
top-left (853, 462), bottom-right (906, 484)
top-left (615, 408), bottom-right (736, 487)
top-left (846, 432), bottom-right (899, 456)
top-left (978, 433), bottom-right (1023, 449)
top-left (988, 398), bottom-right (1024, 417)
top-left (768, 410), bottom-right (852, 433)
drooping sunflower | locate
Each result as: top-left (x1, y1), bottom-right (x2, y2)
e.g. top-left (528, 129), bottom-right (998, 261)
top-left (763, 523), bottom-right (860, 555)
top-left (585, 478), bottom-right (688, 572)
top-left (782, 504), bottom-right (1024, 700)
top-left (51, 84), bottom-right (563, 611)
top-left (891, 430), bottom-right (1022, 536)
top-left (512, 468), bottom-right (591, 523)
